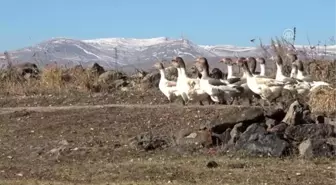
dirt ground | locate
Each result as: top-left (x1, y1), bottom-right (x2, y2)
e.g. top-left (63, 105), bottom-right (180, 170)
top-left (0, 102), bottom-right (335, 185)
top-left (0, 89), bottom-right (169, 107)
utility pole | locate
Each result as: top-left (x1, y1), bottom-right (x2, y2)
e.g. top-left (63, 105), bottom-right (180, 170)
top-left (4, 51), bottom-right (12, 68)
top-left (114, 47), bottom-right (118, 71)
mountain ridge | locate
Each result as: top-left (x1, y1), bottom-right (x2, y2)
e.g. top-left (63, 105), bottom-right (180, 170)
top-left (1, 37), bottom-right (335, 71)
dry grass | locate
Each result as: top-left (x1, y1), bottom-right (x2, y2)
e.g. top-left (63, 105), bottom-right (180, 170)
top-left (0, 156), bottom-right (334, 185)
top-left (309, 85), bottom-right (336, 117)
top-left (0, 66), bottom-right (99, 95)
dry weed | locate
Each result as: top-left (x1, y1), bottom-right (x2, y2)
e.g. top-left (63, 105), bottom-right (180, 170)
top-left (0, 66), bottom-right (100, 96)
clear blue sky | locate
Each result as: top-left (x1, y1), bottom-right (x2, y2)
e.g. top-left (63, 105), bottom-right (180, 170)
top-left (1, 0), bottom-right (335, 51)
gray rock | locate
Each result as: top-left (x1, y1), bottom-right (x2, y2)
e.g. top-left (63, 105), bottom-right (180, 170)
top-left (281, 100), bottom-right (305, 126)
top-left (141, 67), bottom-right (177, 88)
top-left (212, 128), bottom-right (231, 146)
top-left (265, 108), bottom-right (286, 122)
top-left (205, 107), bottom-right (264, 134)
top-left (265, 119), bottom-right (277, 130)
top-left (98, 70), bottom-right (126, 84)
top-left (326, 118), bottom-right (336, 125)
top-left (299, 138), bottom-right (336, 158)
top-left (229, 123), bottom-right (244, 145)
top-left (131, 132), bottom-right (169, 151)
top-left (285, 124), bottom-right (335, 142)
top-left (234, 124), bottom-right (289, 157)
top-left (175, 129), bottom-right (212, 147)
top-left (112, 79), bottom-right (128, 88)
top-left (267, 122), bottom-right (288, 135)
top-left (141, 72), bottom-right (160, 88)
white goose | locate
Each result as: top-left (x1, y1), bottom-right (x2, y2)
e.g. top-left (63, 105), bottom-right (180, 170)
top-left (171, 57), bottom-right (212, 105)
top-left (256, 57), bottom-right (267, 77)
top-left (237, 57), bottom-right (284, 106)
top-left (196, 57), bottom-right (242, 103)
top-left (288, 53), bottom-right (331, 91)
top-left (282, 63), bottom-right (311, 96)
top-left (220, 57), bottom-right (258, 105)
top-left (247, 57), bottom-right (271, 78)
top-left (224, 58), bottom-right (239, 79)
top-left (219, 58), bottom-right (241, 83)
top-left (154, 62), bottom-right (180, 103)
top-left (288, 53), bottom-right (314, 82)
top-left (287, 54), bottom-right (298, 78)
top-left (271, 54), bottom-right (298, 84)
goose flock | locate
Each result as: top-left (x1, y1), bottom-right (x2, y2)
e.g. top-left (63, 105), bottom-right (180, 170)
top-left (154, 53), bottom-right (331, 107)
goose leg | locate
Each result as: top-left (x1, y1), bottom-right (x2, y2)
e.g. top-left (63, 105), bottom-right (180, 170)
top-left (207, 96), bottom-right (213, 105)
top-left (219, 98), bottom-right (226, 105)
top-left (181, 97), bottom-right (186, 106)
top-left (248, 98), bottom-right (253, 106)
top-left (230, 97), bottom-right (237, 105)
top-left (199, 101), bottom-right (204, 106)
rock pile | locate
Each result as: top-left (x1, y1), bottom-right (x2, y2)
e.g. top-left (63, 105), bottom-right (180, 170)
top-left (133, 101), bottom-right (336, 158)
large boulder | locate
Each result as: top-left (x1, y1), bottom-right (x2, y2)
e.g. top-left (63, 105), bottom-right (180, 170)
top-left (141, 72), bottom-right (160, 88)
top-left (141, 67), bottom-right (178, 88)
top-left (234, 123), bottom-right (290, 157)
top-left (203, 107), bottom-right (264, 134)
top-left (98, 70), bottom-right (127, 84)
top-left (281, 100), bottom-right (306, 126)
top-left (285, 124), bottom-right (335, 142)
top-left (298, 138), bottom-right (336, 158)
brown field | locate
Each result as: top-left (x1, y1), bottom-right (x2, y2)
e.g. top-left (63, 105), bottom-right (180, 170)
top-left (0, 104), bottom-right (335, 185)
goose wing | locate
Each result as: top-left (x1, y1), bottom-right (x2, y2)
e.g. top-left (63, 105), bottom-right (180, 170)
top-left (232, 78), bottom-right (247, 86)
top-left (255, 78), bottom-right (284, 87)
top-left (207, 78), bottom-right (228, 86)
top-left (213, 85), bottom-right (240, 92)
top-left (302, 76), bottom-right (314, 82)
top-left (255, 75), bottom-right (273, 79)
top-left (253, 71), bottom-right (260, 76)
top-left (264, 80), bottom-right (285, 87)
top-left (166, 81), bottom-right (177, 87)
top-left (226, 77), bottom-right (241, 84)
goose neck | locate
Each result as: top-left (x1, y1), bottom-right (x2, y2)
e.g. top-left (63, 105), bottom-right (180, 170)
top-left (227, 65), bottom-right (233, 78)
top-left (201, 70), bottom-right (209, 78)
top-left (276, 64), bottom-right (283, 77)
top-left (290, 67), bottom-right (297, 78)
top-left (179, 67), bottom-right (187, 77)
top-left (260, 64), bottom-right (265, 76)
top-left (159, 69), bottom-right (165, 79)
top-left (242, 63), bottom-right (253, 78)
top-left (297, 70), bottom-right (304, 78)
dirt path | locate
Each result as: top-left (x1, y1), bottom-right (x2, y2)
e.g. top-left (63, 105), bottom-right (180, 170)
top-left (0, 103), bottom-right (262, 114)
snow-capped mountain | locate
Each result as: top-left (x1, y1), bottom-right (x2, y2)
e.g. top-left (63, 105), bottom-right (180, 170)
top-left (1, 37), bottom-right (335, 71)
